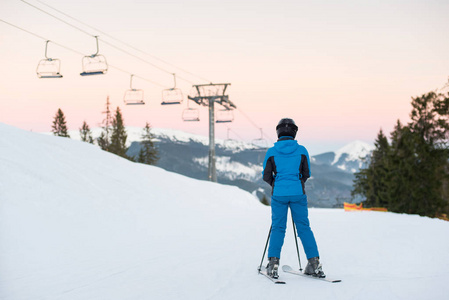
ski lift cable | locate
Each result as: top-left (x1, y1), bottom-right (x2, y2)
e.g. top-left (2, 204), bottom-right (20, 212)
top-left (33, 0), bottom-right (211, 83)
top-left (0, 19), bottom-right (168, 88)
top-left (0, 19), bottom-right (84, 55)
top-left (20, 0), bottom-right (198, 84)
top-left (439, 77), bottom-right (449, 92)
top-left (225, 125), bottom-right (245, 141)
top-left (109, 66), bottom-right (166, 88)
top-left (20, 0), bottom-right (94, 37)
top-left (98, 39), bottom-right (195, 84)
top-left (236, 107), bottom-right (275, 143)
top-left (432, 77), bottom-right (449, 94)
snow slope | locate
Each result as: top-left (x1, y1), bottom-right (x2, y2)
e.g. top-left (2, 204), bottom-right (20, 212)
top-left (1, 123), bottom-right (449, 300)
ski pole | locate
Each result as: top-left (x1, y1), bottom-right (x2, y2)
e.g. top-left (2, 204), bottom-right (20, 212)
top-left (291, 214), bottom-right (303, 271)
top-left (258, 225), bottom-right (272, 272)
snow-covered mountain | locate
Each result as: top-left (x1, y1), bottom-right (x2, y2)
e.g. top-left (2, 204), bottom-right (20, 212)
top-left (46, 127), bottom-right (373, 207)
top-left (66, 126), bottom-right (373, 175)
top-left (312, 140), bottom-right (373, 172)
top-left (332, 141), bottom-right (374, 172)
top-left (64, 126), bottom-right (258, 152)
top-left (2, 122), bottom-right (449, 300)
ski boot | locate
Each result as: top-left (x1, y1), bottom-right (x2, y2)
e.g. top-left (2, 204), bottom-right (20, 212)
top-left (304, 257), bottom-right (326, 278)
top-left (266, 257), bottom-right (280, 279)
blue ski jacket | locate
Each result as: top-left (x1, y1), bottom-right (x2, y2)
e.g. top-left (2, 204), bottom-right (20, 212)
top-left (262, 137), bottom-right (311, 196)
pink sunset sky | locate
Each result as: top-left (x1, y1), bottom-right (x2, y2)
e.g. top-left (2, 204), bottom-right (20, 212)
top-left (1, 0), bottom-right (448, 154)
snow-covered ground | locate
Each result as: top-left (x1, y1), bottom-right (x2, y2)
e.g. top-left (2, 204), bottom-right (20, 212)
top-left (1, 123), bottom-right (449, 300)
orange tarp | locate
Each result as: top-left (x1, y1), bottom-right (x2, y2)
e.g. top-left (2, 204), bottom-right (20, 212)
top-left (437, 214), bottom-right (449, 221)
top-left (344, 202), bottom-right (388, 212)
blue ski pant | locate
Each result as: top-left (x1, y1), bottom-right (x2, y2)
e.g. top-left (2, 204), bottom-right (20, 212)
top-left (268, 195), bottom-right (319, 260)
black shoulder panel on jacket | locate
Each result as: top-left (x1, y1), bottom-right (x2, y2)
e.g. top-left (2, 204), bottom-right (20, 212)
top-left (299, 154), bottom-right (310, 183)
top-left (263, 156), bottom-right (276, 187)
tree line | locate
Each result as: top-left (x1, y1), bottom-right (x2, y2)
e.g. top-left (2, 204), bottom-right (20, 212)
top-left (352, 91), bottom-right (449, 218)
top-left (51, 104), bottom-right (158, 166)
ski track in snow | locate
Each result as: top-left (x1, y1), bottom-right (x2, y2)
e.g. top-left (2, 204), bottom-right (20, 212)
top-left (1, 123), bottom-right (449, 300)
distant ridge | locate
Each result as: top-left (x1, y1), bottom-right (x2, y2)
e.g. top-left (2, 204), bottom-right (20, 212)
top-left (41, 127), bottom-right (373, 207)
top-left (332, 140), bottom-right (374, 165)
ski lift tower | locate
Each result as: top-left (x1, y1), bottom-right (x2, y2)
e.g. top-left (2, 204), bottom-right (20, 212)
top-left (188, 83), bottom-right (236, 182)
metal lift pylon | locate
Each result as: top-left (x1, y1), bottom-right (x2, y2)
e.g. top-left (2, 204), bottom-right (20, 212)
top-left (188, 83), bottom-right (236, 182)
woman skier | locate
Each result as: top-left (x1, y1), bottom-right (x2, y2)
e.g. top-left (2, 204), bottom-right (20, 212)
top-left (262, 118), bottom-right (325, 279)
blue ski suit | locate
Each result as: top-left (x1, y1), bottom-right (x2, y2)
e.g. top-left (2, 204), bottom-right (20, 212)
top-left (262, 136), bottom-right (319, 259)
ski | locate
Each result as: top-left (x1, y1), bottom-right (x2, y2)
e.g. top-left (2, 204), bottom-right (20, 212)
top-left (282, 265), bottom-right (341, 283)
top-left (258, 267), bottom-right (286, 284)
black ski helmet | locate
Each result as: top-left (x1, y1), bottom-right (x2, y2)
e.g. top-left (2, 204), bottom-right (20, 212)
top-left (276, 118), bottom-right (298, 138)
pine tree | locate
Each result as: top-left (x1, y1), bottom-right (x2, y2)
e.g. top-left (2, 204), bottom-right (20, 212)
top-left (387, 122), bottom-right (417, 214)
top-left (409, 91), bottom-right (449, 144)
top-left (97, 96), bottom-right (112, 151)
top-left (352, 129), bottom-right (391, 208)
top-left (51, 108), bottom-right (70, 138)
top-left (407, 92), bottom-right (449, 216)
top-left (353, 92), bottom-right (449, 217)
top-left (79, 121), bottom-right (94, 144)
top-left (97, 131), bottom-right (109, 151)
top-left (109, 106), bottom-right (129, 159)
top-left (137, 122), bottom-right (159, 165)
top-left (372, 129), bottom-right (392, 208)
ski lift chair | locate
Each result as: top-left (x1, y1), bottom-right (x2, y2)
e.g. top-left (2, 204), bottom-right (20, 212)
top-left (80, 55), bottom-right (108, 76)
top-left (182, 99), bottom-right (200, 121)
top-left (161, 73), bottom-right (183, 105)
top-left (124, 75), bottom-right (145, 105)
top-left (252, 128), bottom-right (269, 149)
top-left (36, 41), bottom-right (63, 78)
top-left (80, 36), bottom-right (108, 76)
top-left (223, 128), bottom-right (237, 147)
top-left (216, 108), bottom-right (234, 123)
top-left (124, 89), bottom-right (145, 105)
top-left (252, 138), bottom-right (269, 149)
top-left (182, 108), bottom-right (200, 122)
top-left (161, 89), bottom-right (183, 105)
top-left (37, 59), bottom-right (63, 78)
